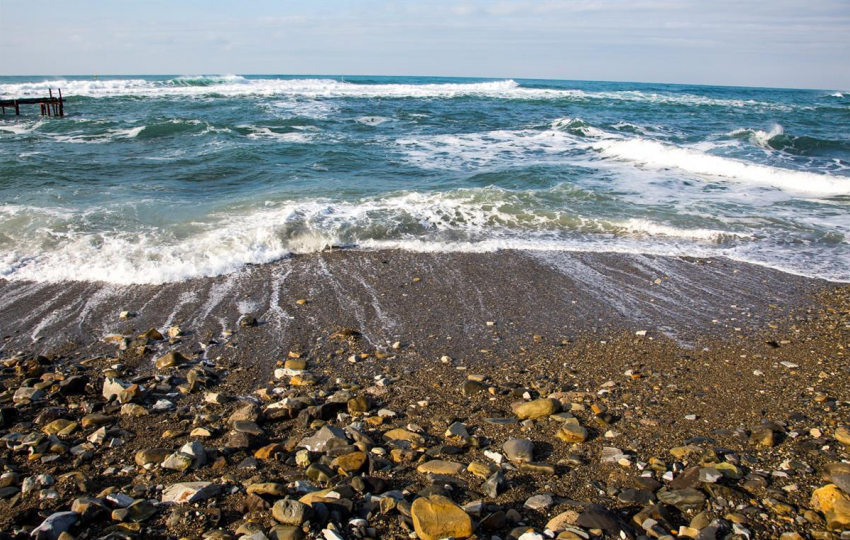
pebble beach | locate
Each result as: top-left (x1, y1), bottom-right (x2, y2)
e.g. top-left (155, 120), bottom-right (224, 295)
top-left (0, 250), bottom-right (848, 539)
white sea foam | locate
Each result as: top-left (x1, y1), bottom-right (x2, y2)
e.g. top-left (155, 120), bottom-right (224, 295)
top-left (244, 126), bottom-right (314, 143)
top-left (728, 124), bottom-right (783, 149)
top-left (0, 188), bottom-right (767, 285)
top-left (356, 116), bottom-right (389, 126)
top-left (0, 119), bottom-right (44, 135)
top-left (396, 123), bottom-right (850, 196)
top-left (397, 128), bottom-right (586, 169)
top-left (0, 77), bottom-right (794, 109)
top-left (550, 117), bottom-right (610, 138)
top-left (53, 125), bottom-right (145, 143)
top-left (593, 138), bottom-right (850, 196)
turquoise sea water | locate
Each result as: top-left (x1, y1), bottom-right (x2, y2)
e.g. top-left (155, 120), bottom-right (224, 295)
top-left (0, 75), bottom-right (848, 283)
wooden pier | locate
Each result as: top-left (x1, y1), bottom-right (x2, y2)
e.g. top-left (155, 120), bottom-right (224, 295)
top-left (0, 88), bottom-right (65, 117)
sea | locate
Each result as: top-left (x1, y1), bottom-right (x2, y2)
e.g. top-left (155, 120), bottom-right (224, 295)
top-left (0, 75), bottom-right (848, 284)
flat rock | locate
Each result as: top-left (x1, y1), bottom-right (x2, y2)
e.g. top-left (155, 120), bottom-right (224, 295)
top-left (411, 494), bottom-right (474, 540)
top-left (576, 504), bottom-right (635, 540)
top-left (657, 488), bottom-right (706, 512)
top-left (299, 425), bottom-right (347, 452)
top-left (417, 460), bottom-right (464, 475)
top-left (161, 482), bottom-right (220, 504)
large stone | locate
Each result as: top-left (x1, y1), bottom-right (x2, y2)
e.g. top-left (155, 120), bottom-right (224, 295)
top-left (58, 375), bottom-right (89, 396)
top-left (657, 488), bottom-right (706, 512)
top-left (749, 425), bottom-right (775, 447)
top-left (155, 351), bottom-right (187, 369)
top-left (161, 452), bottom-right (194, 472)
top-left (102, 377), bottom-right (129, 401)
top-left (411, 494), bottom-right (474, 540)
top-left (233, 420), bottom-right (264, 436)
top-left (42, 419), bottom-right (76, 436)
top-left (247, 483), bottom-right (287, 497)
top-left (135, 448), bottom-right (171, 467)
top-left (332, 451), bottom-right (367, 474)
top-left (229, 402), bottom-right (261, 424)
top-left (14, 387), bottom-right (44, 403)
top-left (503, 438), bottom-right (534, 463)
top-left (299, 425), bottom-right (347, 452)
top-left (383, 428), bottom-right (426, 447)
top-left (557, 423), bottom-right (588, 443)
top-left (835, 426), bottom-right (850, 445)
top-left (30, 511), bottom-right (78, 540)
top-left (826, 499), bottom-right (850, 530)
top-left (512, 398), bottom-right (560, 420)
top-left (161, 482), bottom-right (220, 504)
top-left (255, 443), bottom-right (286, 461)
top-left (576, 504), bottom-right (635, 540)
top-left (811, 484), bottom-right (850, 514)
top-left (272, 499), bottom-right (312, 525)
top-left (112, 499), bottom-right (158, 523)
top-left (546, 510), bottom-right (579, 532)
top-left (417, 460), bottom-right (464, 475)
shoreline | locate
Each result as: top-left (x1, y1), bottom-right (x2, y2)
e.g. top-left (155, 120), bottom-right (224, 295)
top-left (0, 249), bottom-right (834, 357)
top-left (0, 249), bottom-right (847, 539)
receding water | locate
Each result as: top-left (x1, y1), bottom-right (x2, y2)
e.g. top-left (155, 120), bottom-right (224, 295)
top-left (1, 75), bottom-right (848, 283)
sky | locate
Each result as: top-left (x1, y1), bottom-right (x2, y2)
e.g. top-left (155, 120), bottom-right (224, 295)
top-left (0, 0), bottom-right (848, 89)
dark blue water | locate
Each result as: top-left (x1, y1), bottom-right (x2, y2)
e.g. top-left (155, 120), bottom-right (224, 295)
top-left (1, 75), bottom-right (848, 283)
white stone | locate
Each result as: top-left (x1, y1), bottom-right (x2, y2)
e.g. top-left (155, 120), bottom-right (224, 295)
top-left (161, 482), bottom-right (220, 504)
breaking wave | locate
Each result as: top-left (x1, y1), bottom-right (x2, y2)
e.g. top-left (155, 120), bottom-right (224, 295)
top-left (593, 138), bottom-right (850, 196)
top-left (0, 190), bottom-right (758, 285)
top-left (0, 77), bottom-right (797, 109)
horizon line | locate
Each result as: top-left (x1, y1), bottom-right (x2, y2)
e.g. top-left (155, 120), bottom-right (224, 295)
top-left (0, 72), bottom-right (843, 93)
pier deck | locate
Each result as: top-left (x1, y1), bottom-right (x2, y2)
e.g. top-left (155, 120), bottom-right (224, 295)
top-left (0, 88), bottom-right (65, 116)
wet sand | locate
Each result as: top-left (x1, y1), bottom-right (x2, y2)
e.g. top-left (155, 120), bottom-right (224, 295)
top-left (0, 250), bottom-right (830, 362)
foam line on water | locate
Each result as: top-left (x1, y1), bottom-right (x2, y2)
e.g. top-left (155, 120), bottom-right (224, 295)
top-left (593, 138), bottom-right (850, 196)
top-left (0, 77), bottom-right (797, 109)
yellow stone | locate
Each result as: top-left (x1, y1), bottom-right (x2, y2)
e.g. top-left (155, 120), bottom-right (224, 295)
top-left (811, 484), bottom-right (850, 514)
top-left (411, 495), bottom-right (474, 540)
top-left (416, 460), bottom-right (464, 475)
top-left (299, 488), bottom-right (336, 505)
top-left (557, 423), bottom-right (588, 443)
top-left (467, 461), bottom-right (493, 479)
top-left (290, 374), bottom-right (316, 386)
top-left (390, 448), bottom-right (416, 463)
top-left (42, 419), bottom-right (76, 436)
top-left (546, 510), bottom-right (579, 532)
top-left (285, 359), bottom-right (306, 371)
top-left (512, 398), bottom-right (559, 420)
top-left (332, 451), bottom-right (368, 474)
top-left (826, 499), bottom-right (850, 530)
top-left (383, 428), bottom-right (426, 448)
top-left (254, 443), bottom-right (286, 460)
top-left (835, 426), bottom-right (850, 445)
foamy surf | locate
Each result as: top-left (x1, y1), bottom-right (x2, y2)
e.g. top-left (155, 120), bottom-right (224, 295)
top-left (593, 138), bottom-right (850, 196)
top-left (0, 77), bottom-right (802, 110)
top-left (1, 187), bottom-right (841, 284)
